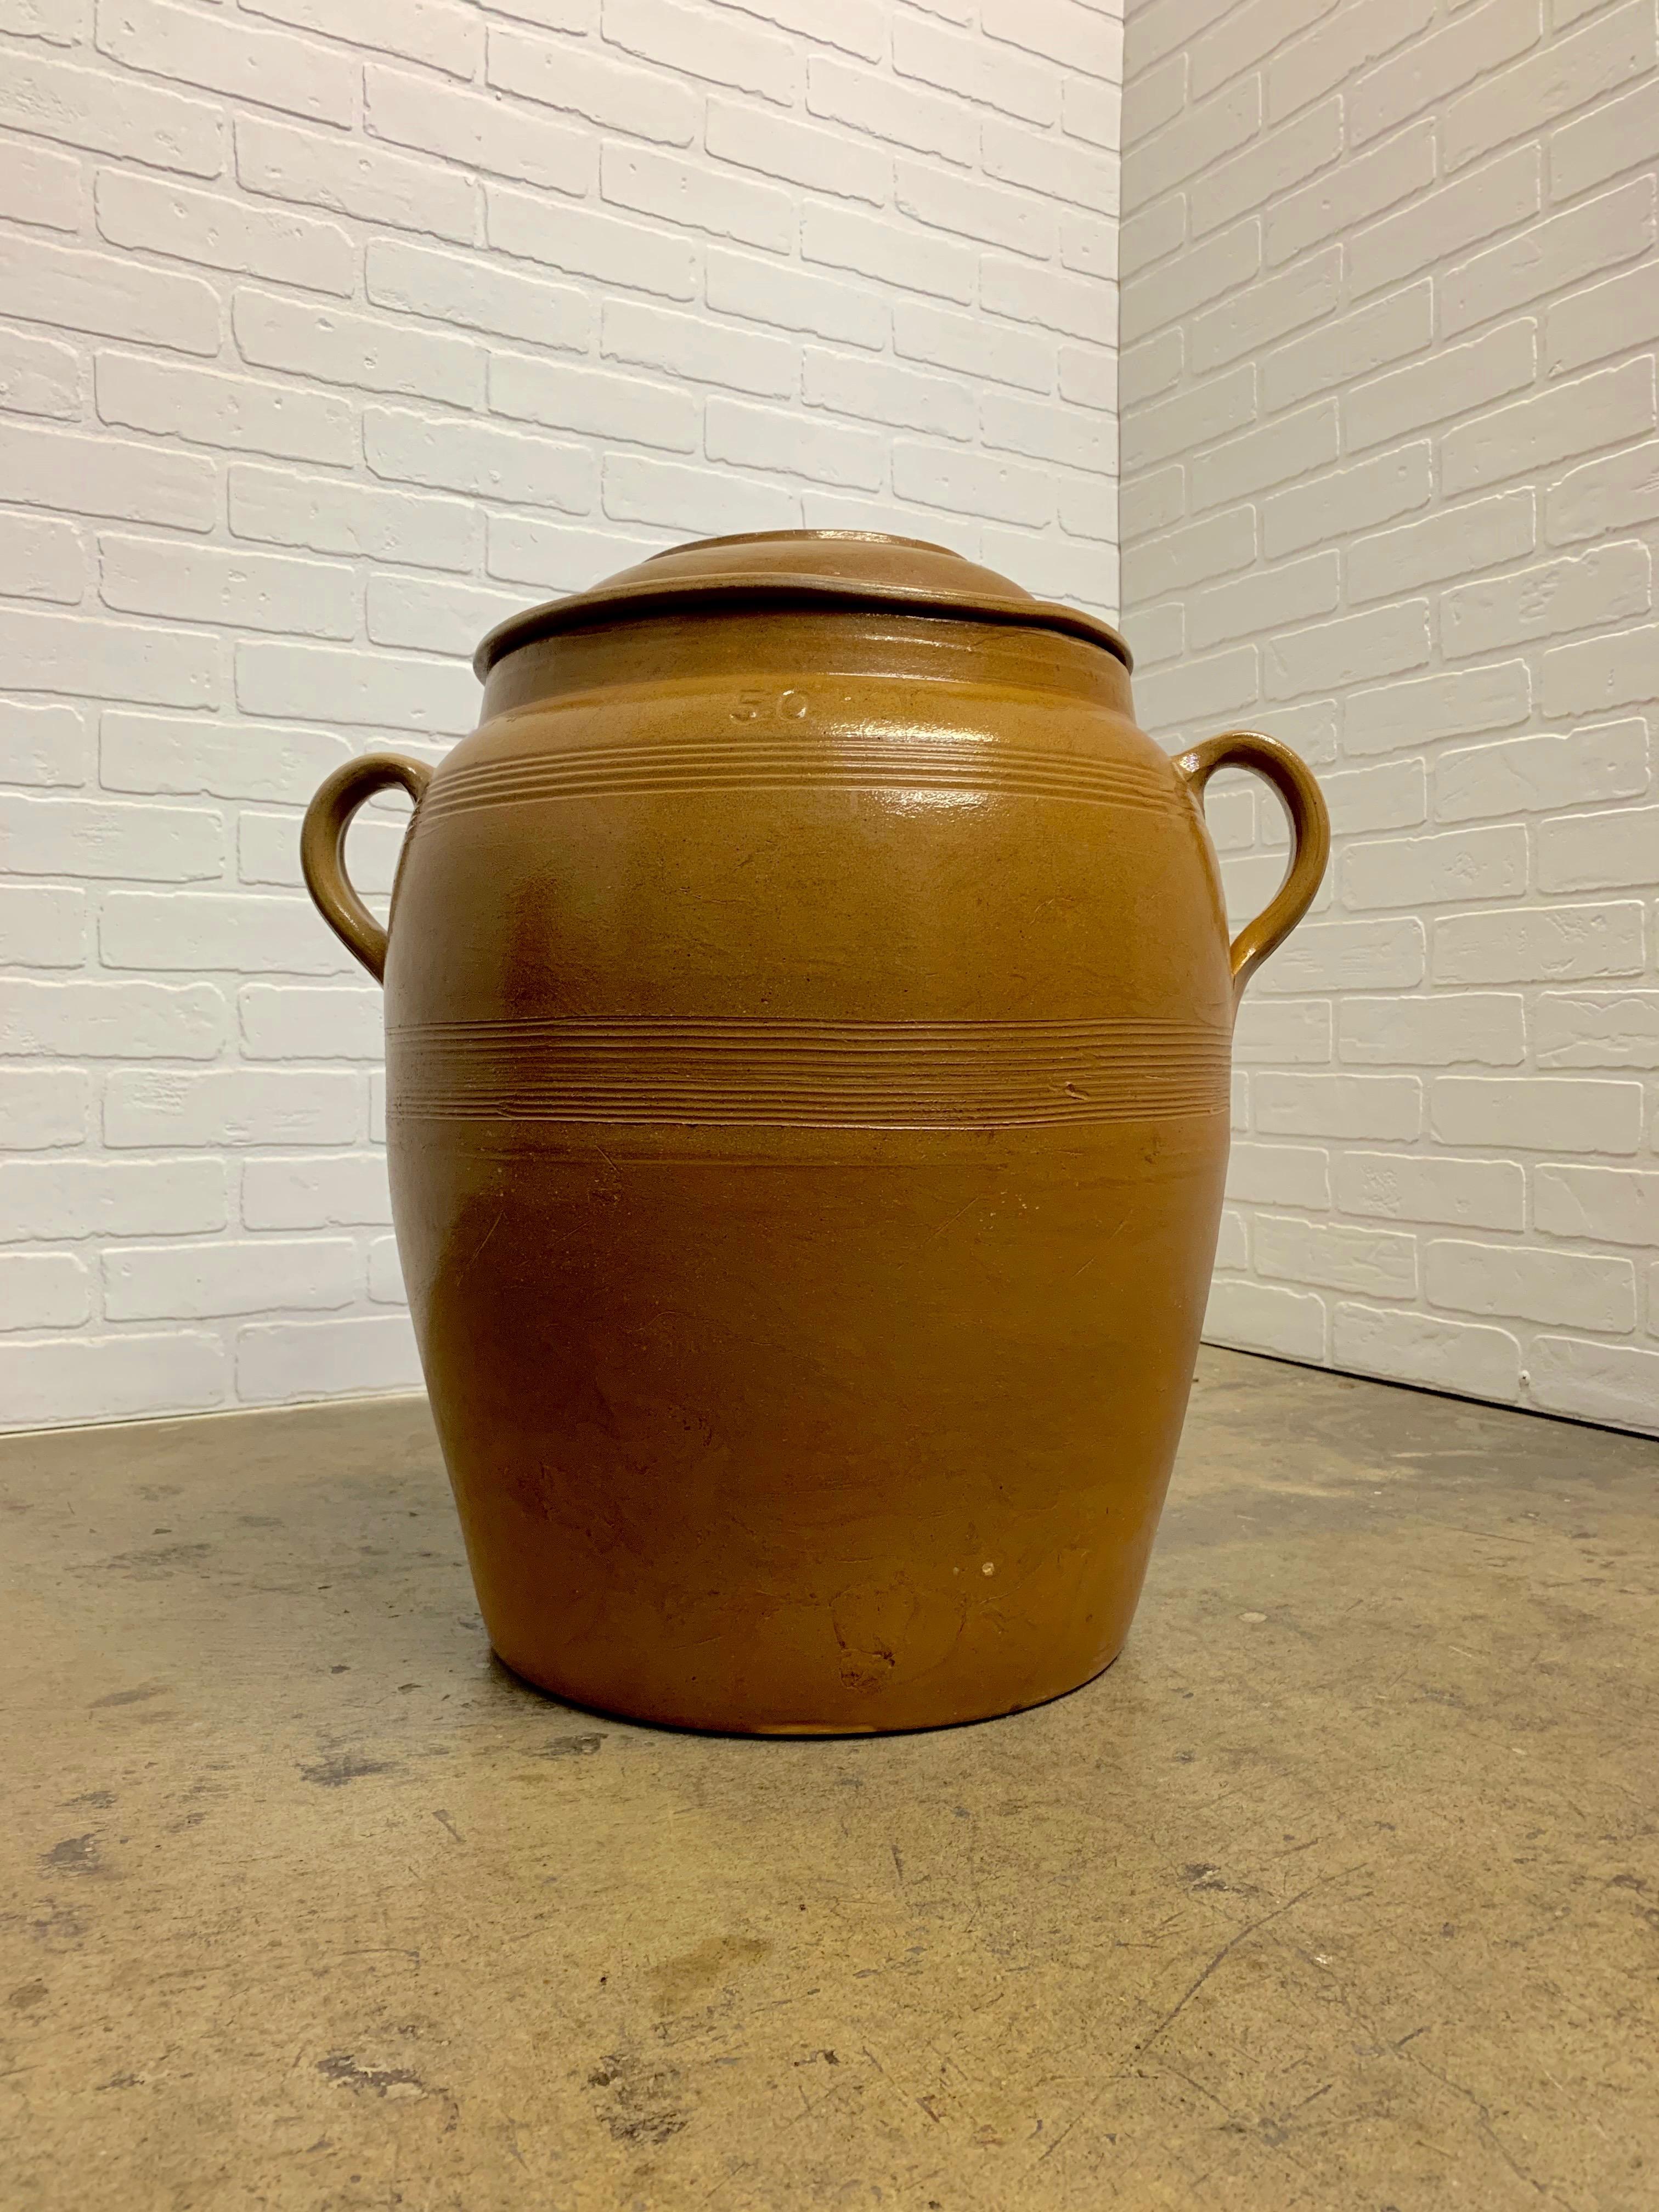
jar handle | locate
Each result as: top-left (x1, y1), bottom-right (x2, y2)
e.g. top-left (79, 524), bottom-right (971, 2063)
top-left (1173, 730), bottom-right (1330, 1008)
top-left (301, 752), bottom-right (432, 984)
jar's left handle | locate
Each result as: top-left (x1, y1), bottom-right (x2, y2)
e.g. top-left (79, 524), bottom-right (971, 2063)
top-left (301, 753), bottom-right (432, 985)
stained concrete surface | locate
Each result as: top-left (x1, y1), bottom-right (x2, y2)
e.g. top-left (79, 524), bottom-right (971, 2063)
top-left (1, 1347), bottom-right (1655, 2211)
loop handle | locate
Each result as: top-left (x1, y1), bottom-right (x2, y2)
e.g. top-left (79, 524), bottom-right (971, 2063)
top-left (1175, 730), bottom-right (1330, 1008)
top-left (300, 752), bottom-right (431, 984)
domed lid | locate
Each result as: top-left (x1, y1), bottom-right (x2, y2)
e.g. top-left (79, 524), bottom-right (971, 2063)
top-left (473, 528), bottom-right (1131, 678)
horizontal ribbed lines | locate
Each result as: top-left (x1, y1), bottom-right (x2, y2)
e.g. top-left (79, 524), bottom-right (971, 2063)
top-left (387, 1016), bottom-right (1230, 1129)
top-left (419, 738), bottom-right (1176, 819)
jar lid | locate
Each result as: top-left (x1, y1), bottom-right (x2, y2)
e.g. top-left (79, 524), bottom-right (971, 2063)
top-left (473, 529), bottom-right (1131, 678)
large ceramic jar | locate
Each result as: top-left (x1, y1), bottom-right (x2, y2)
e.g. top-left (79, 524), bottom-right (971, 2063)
top-left (302, 532), bottom-right (1328, 1735)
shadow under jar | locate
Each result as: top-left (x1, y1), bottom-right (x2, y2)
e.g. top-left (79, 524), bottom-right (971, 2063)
top-left (301, 531), bottom-right (1329, 1735)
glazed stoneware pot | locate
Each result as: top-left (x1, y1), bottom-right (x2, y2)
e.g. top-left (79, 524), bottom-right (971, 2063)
top-left (302, 532), bottom-right (1328, 1735)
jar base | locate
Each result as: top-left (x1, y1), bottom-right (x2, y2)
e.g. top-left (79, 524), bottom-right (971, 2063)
top-left (487, 1639), bottom-right (1128, 1740)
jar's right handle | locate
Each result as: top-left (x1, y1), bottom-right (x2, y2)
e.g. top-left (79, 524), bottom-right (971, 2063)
top-left (301, 753), bottom-right (432, 985)
top-left (1173, 730), bottom-right (1330, 1010)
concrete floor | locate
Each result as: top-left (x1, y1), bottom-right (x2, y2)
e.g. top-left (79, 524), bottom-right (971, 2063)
top-left (2, 1349), bottom-right (1655, 2211)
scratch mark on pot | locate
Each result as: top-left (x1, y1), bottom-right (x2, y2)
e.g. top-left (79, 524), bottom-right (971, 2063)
top-left (917, 1194), bottom-right (984, 1250)
top-left (92, 1685), bottom-right (168, 1709)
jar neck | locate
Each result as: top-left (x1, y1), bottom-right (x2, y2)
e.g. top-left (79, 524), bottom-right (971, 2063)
top-left (479, 608), bottom-right (1135, 724)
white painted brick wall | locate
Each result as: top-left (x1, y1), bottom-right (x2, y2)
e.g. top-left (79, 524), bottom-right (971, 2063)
top-left (0, 0), bottom-right (1121, 1429)
top-left (1122, 0), bottom-right (1659, 1435)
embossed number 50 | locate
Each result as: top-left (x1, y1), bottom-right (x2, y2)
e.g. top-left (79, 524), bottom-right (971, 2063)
top-left (730, 690), bottom-right (810, 722)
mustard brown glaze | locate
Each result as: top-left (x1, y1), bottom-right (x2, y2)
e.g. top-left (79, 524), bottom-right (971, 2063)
top-left (302, 532), bottom-right (1329, 1733)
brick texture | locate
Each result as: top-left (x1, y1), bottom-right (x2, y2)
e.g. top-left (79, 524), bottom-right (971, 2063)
top-left (1122, 0), bottom-right (1659, 1435)
top-left (0, 0), bottom-right (1120, 1427)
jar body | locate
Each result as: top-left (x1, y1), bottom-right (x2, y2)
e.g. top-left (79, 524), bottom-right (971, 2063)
top-left (383, 608), bottom-right (1236, 1733)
